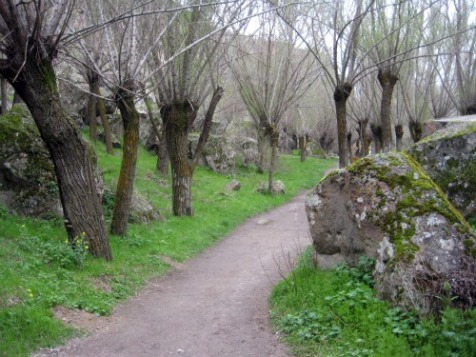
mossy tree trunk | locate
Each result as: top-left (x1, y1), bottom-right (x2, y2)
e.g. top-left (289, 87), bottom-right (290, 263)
top-left (334, 83), bottom-right (352, 168)
top-left (111, 82), bottom-right (141, 236)
top-left (161, 100), bottom-right (197, 216)
top-left (378, 69), bottom-right (399, 152)
top-left (92, 80), bottom-right (114, 154)
top-left (161, 87), bottom-right (223, 216)
top-left (2, 49), bottom-right (112, 260)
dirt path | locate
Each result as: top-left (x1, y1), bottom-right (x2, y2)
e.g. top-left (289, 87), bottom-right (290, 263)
top-left (36, 193), bottom-right (312, 357)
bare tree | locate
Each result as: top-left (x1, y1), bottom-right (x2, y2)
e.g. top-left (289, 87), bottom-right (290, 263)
top-left (151, 0), bottom-right (248, 216)
top-left (231, 4), bottom-right (317, 190)
top-left (279, 0), bottom-right (376, 167)
top-left (0, 0), bottom-right (112, 259)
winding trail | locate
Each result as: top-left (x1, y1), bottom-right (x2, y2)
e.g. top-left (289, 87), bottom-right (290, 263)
top-left (38, 193), bottom-right (311, 357)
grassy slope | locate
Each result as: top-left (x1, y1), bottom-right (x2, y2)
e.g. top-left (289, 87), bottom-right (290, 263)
top-left (0, 139), bottom-right (335, 357)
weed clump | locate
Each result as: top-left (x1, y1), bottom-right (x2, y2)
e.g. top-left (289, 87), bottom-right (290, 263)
top-left (271, 250), bottom-right (476, 357)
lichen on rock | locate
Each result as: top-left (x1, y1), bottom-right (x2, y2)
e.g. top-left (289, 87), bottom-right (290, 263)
top-left (407, 122), bottom-right (476, 220)
top-left (305, 152), bottom-right (476, 313)
top-left (0, 105), bottom-right (62, 218)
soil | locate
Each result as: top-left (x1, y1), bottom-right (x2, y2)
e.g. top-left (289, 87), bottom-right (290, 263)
top-left (34, 192), bottom-right (339, 357)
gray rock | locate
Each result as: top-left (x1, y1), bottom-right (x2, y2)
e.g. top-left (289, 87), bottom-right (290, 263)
top-left (102, 187), bottom-right (162, 224)
top-left (305, 152), bottom-right (476, 313)
top-left (257, 180), bottom-right (285, 195)
top-left (0, 105), bottom-right (62, 218)
top-left (189, 134), bottom-right (236, 174)
top-left (407, 123), bottom-right (476, 219)
top-left (225, 179), bottom-right (241, 191)
top-left (129, 192), bottom-right (163, 224)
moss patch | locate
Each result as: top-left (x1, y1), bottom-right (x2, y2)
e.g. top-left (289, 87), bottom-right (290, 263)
top-left (350, 152), bottom-right (473, 260)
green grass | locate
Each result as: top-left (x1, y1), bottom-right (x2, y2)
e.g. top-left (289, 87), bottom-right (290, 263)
top-left (270, 249), bottom-right (476, 357)
top-left (0, 138), bottom-right (336, 357)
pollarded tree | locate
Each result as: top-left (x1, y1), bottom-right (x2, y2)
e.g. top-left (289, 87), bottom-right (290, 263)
top-left (231, 4), bottom-right (317, 190)
top-left (0, 0), bottom-right (112, 259)
top-left (363, 0), bottom-right (426, 152)
top-left (439, 0), bottom-right (476, 115)
top-left (280, 0), bottom-right (375, 167)
top-left (150, 0), bottom-right (249, 216)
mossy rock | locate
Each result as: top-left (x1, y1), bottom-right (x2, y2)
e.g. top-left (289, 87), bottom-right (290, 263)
top-left (0, 105), bottom-right (62, 218)
top-left (305, 152), bottom-right (476, 314)
top-left (407, 123), bottom-right (476, 220)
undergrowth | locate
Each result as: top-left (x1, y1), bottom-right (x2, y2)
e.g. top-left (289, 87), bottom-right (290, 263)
top-left (0, 137), bottom-right (335, 356)
top-left (270, 249), bottom-right (476, 357)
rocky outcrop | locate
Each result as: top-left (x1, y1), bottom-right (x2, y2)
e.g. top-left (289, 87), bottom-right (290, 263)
top-left (407, 123), bottom-right (476, 220)
top-left (0, 105), bottom-right (62, 218)
top-left (305, 152), bottom-right (476, 313)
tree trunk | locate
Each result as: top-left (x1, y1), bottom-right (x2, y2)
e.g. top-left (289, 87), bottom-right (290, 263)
top-left (334, 83), bottom-right (353, 168)
top-left (111, 83), bottom-right (141, 236)
top-left (299, 135), bottom-right (307, 162)
top-left (409, 118), bottom-right (423, 143)
top-left (268, 128), bottom-right (279, 193)
top-left (2, 54), bottom-right (111, 260)
top-left (87, 82), bottom-right (97, 142)
top-left (157, 124), bottom-right (170, 176)
top-left (191, 86), bottom-right (224, 172)
top-left (1, 77), bottom-right (8, 114)
top-left (356, 119), bottom-right (369, 158)
top-left (161, 101), bottom-right (197, 216)
top-left (378, 69), bottom-right (399, 152)
top-left (145, 96), bottom-right (170, 175)
top-left (257, 125), bottom-right (267, 174)
top-left (13, 90), bottom-right (23, 104)
top-left (92, 81), bottom-right (114, 154)
top-left (395, 124), bottom-right (404, 151)
top-left (347, 131), bottom-right (353, 162)
top-left (371, 124), bottom-right (383, 154)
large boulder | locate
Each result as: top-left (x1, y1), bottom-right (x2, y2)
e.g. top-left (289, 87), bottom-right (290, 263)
top-left (189, 134), bottom-right (236, 174)
top-left (0, 105), bottom-right (62, 218)
top-left (305, 152), bottom-right (476, 313)
top-left (407, 123), bottom-right (476, 220)
top-left (102, 188), bottom-right (162, 224)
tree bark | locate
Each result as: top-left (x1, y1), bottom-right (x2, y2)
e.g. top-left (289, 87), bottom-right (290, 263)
top-left (87, 82), bottom-right (97, 142)
top-left (2, 53), bottom-right (111, 260)
top-left (13, 90), bottom-right (23, 104)
top-left (144, 96), bottom-right (167, 174)
top-left (111, 82), bottom-right (141, 236)
top-left (267, 127), bottom-right (279, 193)
top-left (334, 83), bottom-right (353, 168)
top-left (395, 124), bottom-right (404, 151)
top-left (1, 77), bottom-right (8, 114)
top-left (378, 69), bottom-right (399, 152)
top-left (157, 124), bottom-right (170, 176)
top-left (191, 86), bottom-right (224, 172)
top-left (299, 135), bottom-right (307, 162)
top-left (370, 124), bottom-right (383, 154)
top-left (409, 118), bottom-right (423, 143)
top-left (257, 125), bottom-right (267, 174)
top-left (92, 81), bottom-right (114, 154)
top-left (161, 100), bottom-right (197, 216)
